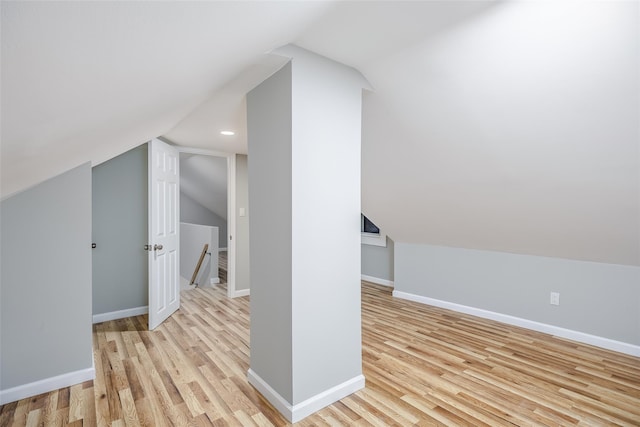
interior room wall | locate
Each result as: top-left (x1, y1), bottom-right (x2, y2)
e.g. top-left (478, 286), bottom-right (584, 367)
top-left (394, 243), bottom-right (640, 354)
top-left (92, 144), bottom-right (148, 318)
top-left (361, 237), bottom-right (394, 283)
top-left (248, 61), bottom-right (294, 403)
top-left (248, 46), bottom-right (368, 421)
top-left (1, 163), bottom-right (94, 403)
top-left (180, 222), bottom-right (219, 286)
top-left (180, 192), bottom-right (227, 248)
top-left (286, 45), bottom-right (366, 407)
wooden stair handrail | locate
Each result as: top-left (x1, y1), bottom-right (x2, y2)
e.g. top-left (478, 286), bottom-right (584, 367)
top-left (190, 243), bottom-right (209, 287)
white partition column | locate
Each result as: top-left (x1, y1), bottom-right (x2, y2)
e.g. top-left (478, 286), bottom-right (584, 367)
top-left (246, 45), bottom-right (370, 422)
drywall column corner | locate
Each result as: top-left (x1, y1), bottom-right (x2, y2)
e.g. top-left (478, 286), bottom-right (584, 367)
top-left (247, 45), bottom-right (369, 422)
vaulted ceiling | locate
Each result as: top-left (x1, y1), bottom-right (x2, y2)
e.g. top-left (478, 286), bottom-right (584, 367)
top-left (180, 154), bottom-right (227, 220)
top-left (2, 1), bottom-right (638, 266)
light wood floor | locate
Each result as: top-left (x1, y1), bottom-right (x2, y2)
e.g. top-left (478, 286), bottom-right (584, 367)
top-left (1, 282), bottom-right (639, 426)
top-left (218, 251), bottom-right (227, 284)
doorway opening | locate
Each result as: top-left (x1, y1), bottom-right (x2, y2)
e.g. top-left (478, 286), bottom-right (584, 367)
top-left (178, 148), bottom-right (238, 298)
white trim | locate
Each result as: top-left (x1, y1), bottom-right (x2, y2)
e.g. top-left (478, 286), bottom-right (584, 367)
top-left (361, 232), bottom-right (387, 247)
top-left (219, 247), bottom-right (228, 251)
top-left (247, 369), bottom-right (365, 423)
top-left (93, 306), bottom-right (148, 324)
top-left (210, 277), bottom-right (220, 285)
top-left (226, 154), bottom-right (238, 298)
top-left (361, 275), bottom-right (394, 287)
top-left (175, 147), bottom-right (237, 301)
top-left (392, 291), bottom-right (640, 357)
top-left (0, 367), bottom-right (95, 405)
top-left (231, 288), bottom-right (250, 298)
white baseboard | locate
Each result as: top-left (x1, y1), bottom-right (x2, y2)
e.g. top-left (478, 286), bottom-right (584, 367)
top-left (392, 290), bottom-right (640, 357)
top-left (361, 275), bottom-right (394, 287)
top-left (210, 277), bottom-right (220, 285)
top-left (247, 369), bottom-right (365, 423)
top-left (0, 367), bottom-right (95, 405)
top-left (93, 306), bottom-right (148, 324)
top-left (231, 288), bottom-right (250, 298)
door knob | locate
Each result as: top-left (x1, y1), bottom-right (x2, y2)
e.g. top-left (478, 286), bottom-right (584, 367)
top-left (154, 244), bottom-right (163, 251)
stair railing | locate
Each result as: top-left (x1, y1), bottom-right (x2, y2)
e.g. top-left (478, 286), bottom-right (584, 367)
top-left (189, 243), bottom-right (209, 287)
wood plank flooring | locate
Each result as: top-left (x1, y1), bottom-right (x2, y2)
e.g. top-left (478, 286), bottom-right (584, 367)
top-left (2, 282), bottom-right (639, 426)
top-left (218, 251), bottom-right (227, 284)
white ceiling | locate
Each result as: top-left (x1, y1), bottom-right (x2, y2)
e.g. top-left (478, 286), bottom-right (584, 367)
top-left (2, 1), bottom-right (638, 266)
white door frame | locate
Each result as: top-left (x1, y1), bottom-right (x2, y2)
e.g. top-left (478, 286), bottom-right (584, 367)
top-left (177, 147), bottom-right (238, 298)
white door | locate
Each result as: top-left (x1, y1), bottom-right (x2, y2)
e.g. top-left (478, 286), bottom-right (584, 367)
top-left (148, 138), bottom-right (180, 330)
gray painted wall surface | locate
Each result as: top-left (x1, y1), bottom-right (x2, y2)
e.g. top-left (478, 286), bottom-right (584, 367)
top-left (1, 163), bottom-right (93, 389)
top-left (235, 154), bottom-right (250, 291)
top-left (249, 47), bottom-right (366, 411)
top-left (361, 237), bottom-right (394, 281)
top-left (247, 62), bottom-right (294, 402)
top-left (287, 47), bottom-right (364, 404)
top-left (395, 243), bottom-right (640, 345)
top-left (180, 222), bottom-right (218, 285)
top-left (180, 192), bottom-right (227, 248)
top-left (92, 144), bottom-right (148, 315)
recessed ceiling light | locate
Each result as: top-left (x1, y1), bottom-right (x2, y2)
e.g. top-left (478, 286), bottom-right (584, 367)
top-left (220, 130), bottom-right (235, 136)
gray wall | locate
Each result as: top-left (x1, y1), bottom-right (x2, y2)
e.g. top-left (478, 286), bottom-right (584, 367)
top-left (285, 46), bottom-right (364, 406)
top-left (248, 61), bottom-right (294, 402)
top-left (235, 154), bottom-right (250, 291)
top-left (248, 46), bottom-right (366, 416)
top-left (1, 163), bottom-right (93, 392)
top-left (92, 144), bottom-right (148, 316)
top-left (361, 237), bottom-right (394, 282)
top-left (180, 192), bottom-right (227, 248)
top-left (394, 243), bottom-right (640, 346)
top-left (180, 222), bottom-right (218, 285)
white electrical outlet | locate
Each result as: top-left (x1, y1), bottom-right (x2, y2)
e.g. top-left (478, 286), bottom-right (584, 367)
top-left (550, 292), bottom-right (560, 306)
